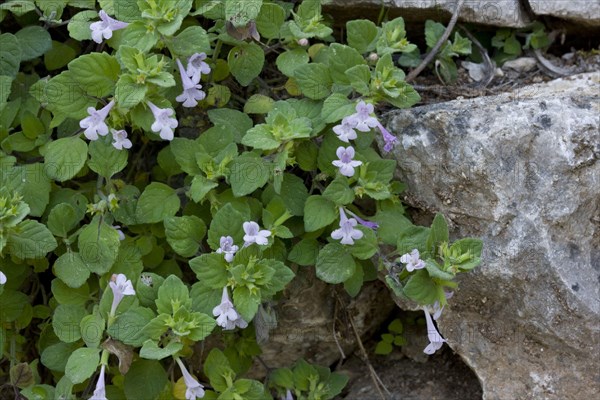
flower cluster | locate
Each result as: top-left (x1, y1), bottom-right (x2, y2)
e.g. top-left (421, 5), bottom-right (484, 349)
top-left (90, 10), bottom-right (128, 44)
top-left (330, 207), bottom-right (379, 246)
top-left (90, 364), bottom-right (107, 400)
top-left (0, 271), bottom-right (6, 285)
top-left (333, 101), bottom-right (398, 153)
top-left (332, 146), bottom-right (362, 177)
top-left (108, 273), bottom-right (136, 317)
top-left (175, 358), bottom-right (206, 400)
top-left (79, 100), bottom-right (134, 150)
top-left (400, 249), bottom-right (426, 272)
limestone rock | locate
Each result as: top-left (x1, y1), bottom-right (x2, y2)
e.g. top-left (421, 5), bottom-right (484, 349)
top-left (528, 0), bottom-right (600, 27)
top-left (380, 73), bottom-right (600, 399)
top-left (324, 0), bottom-right (530, 28)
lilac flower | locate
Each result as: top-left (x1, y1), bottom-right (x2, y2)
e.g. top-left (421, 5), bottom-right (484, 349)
top-left (176, 59), bottom-right (206, 108)
top-left (111, 129), bottom-right (132, 150)
top-left (346, 101), bottom-right (378, 132)
top-left (332, 116), bottom-right (358, 143)
top-left (332, 146), bottom-right (362, 177)
top-left (175, 358), bottom-right (206, 400)
top-left (89, 364), bottom-right (107, 400)
top-left (0, 271), bottom-right (6, 285)
top-left (90, 10), bottom-right (129, 44)
top-left (186, 53), bottom-right (211, 84)
top-left (213, 287), bottom-right (248, 330)
top-left (109, 273), bottom-right (135, 317)
top-left (242, 221), bottom-right (271, 246)
top-left (282, 389), bottom-right (294, 400)
top-left (331, 208), bottom-right (364, 245)
top-left (345, 209), bottom-right (379, 230)
top-left (80, 100), bottom-right (114, 141)
top-left (423, 307), bottom-right (446, 354)
top-left (376, 121), bottom-right (398, 153)
top-left (147, 101), bottom-right (178, 141)
top-left (400, 249), bottom-right (426, 272)
top-left (432, 291), bottom-right (454, 320)
top-left (216, 236), bottom-right (239, 263)
top-left (112, 225), bottom-right (125, 241)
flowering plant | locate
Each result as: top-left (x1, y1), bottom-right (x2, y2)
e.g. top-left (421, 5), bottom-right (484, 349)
top-left (0, 0), bottom-right (481, 399)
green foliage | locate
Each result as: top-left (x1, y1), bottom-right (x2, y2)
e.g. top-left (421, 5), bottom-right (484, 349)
top-left (0, 1), bottom-right (484, 398)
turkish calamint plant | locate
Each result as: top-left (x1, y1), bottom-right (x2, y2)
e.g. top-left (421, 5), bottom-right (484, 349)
top-left (0, 0), bottom-right (481, 398)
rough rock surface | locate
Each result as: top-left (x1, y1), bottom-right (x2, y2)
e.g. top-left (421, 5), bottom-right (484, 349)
top-left (380, 73), bottom-right (600, 399)
top-left (247, 274), bottom-right (396, 378)
top-left (529, 0), bottom-right (600, 27)
top-left (324, 0), bottom-right (529, 28)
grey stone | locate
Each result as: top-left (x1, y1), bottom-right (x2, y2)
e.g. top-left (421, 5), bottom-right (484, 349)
top-left (380, 73), bottom-right (600, 399)
top-left (528, 0), bottom-right (600, 27)
top-left (324, 0), bottom-right (530, 28)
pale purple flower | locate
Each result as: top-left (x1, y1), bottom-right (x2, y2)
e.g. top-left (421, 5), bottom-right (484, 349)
top-left (147, 101), bottom-right (178, 141)
top-left (423, 307), bottom-right (446, 354)
top-left (243, 221), bottom-right (271, 246)
top-left (331, 207), bottom-right (364, 245)
top-left (346, 101), bottom-right (378, 132)
top-left (111, 129), bottom-right (132, 150)
top-left (376, 121), bottom-right (398, 153)
top-left (432, 291), bottom-right (454, 320)
top-left (109, 273), bottom-right (135, 316)
top-left (89, 364), bottom-right (107, 400)
top-left (80, 100), bottom-right (114, 141)
top-left (212, 287), bottom-right (248, 330)
top-left (0, 271), bottom-right (6, 285)
top-left (176, 59), bottom-right (206, 108)
top-left (186, 53), bottom-right (211, 84)
top-left (332, 116), bottom-right (358, 143)
top-left (112, 225), bottom-right (125, 241)
top-left (400, 249), bottom-right (426, 272)
top-left (90, 10), bottom-right (129, 44)
top-left (216, 236), bottom-right (239, 263)
top-left (175, 358), bottom-right (205, 400)
top-left (332, 146), bottom-right (362, 177)
top-left (282, 389), bottom-right (294, 400)
top-left (346, 209), bottom-right (379, 230)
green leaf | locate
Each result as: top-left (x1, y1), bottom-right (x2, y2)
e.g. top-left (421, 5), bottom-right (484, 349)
top-left (279, 173), bottom-right (308, 216)
top-left (54, 252), bottom-right (90, 289)
top-left (169, 138), bottom-right (204, 175)
top-left (207, 203), bottom-right (248, 249)
top-left (322, 177), bottom-right (354, 205)
top-left (389, 319), bottom-right (403, 334)
top-left (164, 216), bottom-right (206, 257)
top-left (44, 41), bottom-right (77, 71)
top-left (241, 124), bottom-right (280, 150)
top-left (346, 64), bottom-right (371, 95)
top-left (375, 341), bottom-right (393, 355)
top-left (87, 138), bottom-right (129, 178)
top-left (451, 32), bottom-right (472, 55)
top-left (123, 360), bottom-right (167, 400)
top-left (67, 10), bottom-right (97, 41)
top-left (375, 208), bottom-right (412, 246)
top-left (347, 19), bottom-right (379, 53)
top-left (47, 203), bottom-right (81, 238)
top-left (425, 259), bottom-right (455, 281)
top-left (403, 270), bottom-right (442, 305)
top-left (233, 285), bottom-right (260, 321)
top-left (350, 226), bottom-right (378, 260)
top-left (0, 34), bottom-right (21, 78)
top-left (425, 20), bottom-right (445, 49)
top-left (135, 183), bottom-right (180, 224)
top-left (190, 175), bottom-right (218, 203)
top-left (320, 93), bottom-right (355, 124)
top-left (0, 1), bottom-right (36, 16)
top-left (80, 312), bottom-right (105, 348)
top-left (377, 17), bottom-right (416, 55)
top-left (255, 2), bottom-right (285, 39)
top-left (52, 304), bottom-right (86, 343)
top-left (243, 94), bottom-right (275, 115)
top-left (449, 238), bottom-right (483, 271)
top-left (189, 253), bottom-right (229, 289)
top-left (207, 108), bottom-right (252, 142)
top-left (107, 307), bottom-right (154, 346)
top-left (52, 279), bottom-right (89, 306)
top-left (225, 0), bottom-right (262, 27)
top-left (343, 262), bottom-right (364, 297)
top-left (276, 49), bottom-right (309, 77)
top-left (288, 239), bottom-right (319, 266)
top-left (10, 362), bottom-right (35, 389)
top-left (15, 26), bottom-right (52, 61)
top-left (170, 25), bottom-right (211, 58)
top-left (69, 52), bottom-right (120, 98)
top-left (229, 154), bottom-right (270, 197)
top-left (115, 75), bottom-right (148, 109)
top-left (228, 42), bottom-right (265, 86)
top-left (43, 137), bottom-right (88, 182)
top-left (65, 348), bottom-right (99, 384)
top-left (156, 275), bottom-right (192, 315)
top-left (41, 342), bottom-right (80, 372)
top-left (120, 21), bottom-right (159, 52)
top-left (294, 63), bottom-right (332, 100)
top-left (328, 43), bottom-right (366, 86)
top-left (3, 163), bottom-right (51, 217)
top-left (303, 195), bottom-right (336, 232)
top-left (7, 220), bottom-right (57, 259)
top-left (139, 340), bottom-right (183, 360)
top-left (397, 225), bottom-right (430, 256)
top-left (113, 0), bottom-right (141, 22)
top-left (204, 349), bottom-right (233, 392)
top-left (78, 217), bottom-right (120, 275)
top-left (426, 213), bottom-right (449, 256)
top-left (316, 243), bottom-right (356, 284)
